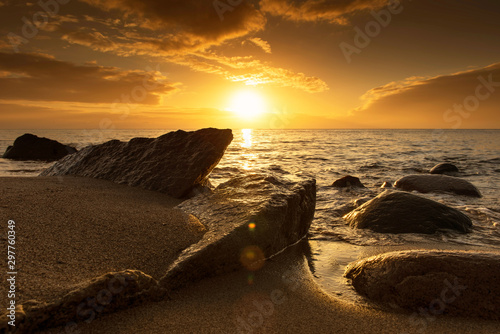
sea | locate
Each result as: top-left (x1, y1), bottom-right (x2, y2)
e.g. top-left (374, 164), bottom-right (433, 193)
top-left (1, 129), bottom-right (500, 302)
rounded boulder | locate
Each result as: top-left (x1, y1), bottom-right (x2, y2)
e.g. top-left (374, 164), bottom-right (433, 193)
top-left (343, 191), bottom-right (472, 234)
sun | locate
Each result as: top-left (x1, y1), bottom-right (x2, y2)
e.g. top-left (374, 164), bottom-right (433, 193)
top-left (227, 90), bottom-right (267, 119)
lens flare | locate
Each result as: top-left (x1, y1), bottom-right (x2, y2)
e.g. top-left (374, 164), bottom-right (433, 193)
top-left (240, 245), bottom-right (265, 271)
top-left (248, 222), bottom-right (256, 232)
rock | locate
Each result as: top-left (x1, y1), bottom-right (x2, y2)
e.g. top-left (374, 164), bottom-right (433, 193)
top-left (40, 128), bottom-right (233, 198)
top-left (159, 171), bottom-right (316, 290)
top-left (332, 175), bottom-right (365, 188)
top-left (2, 133), bottom-right (77, 161)
top-left (430, 163), bottom-right (459, 175)
top-left (1, 270), bottom-right (158, 332)
top-left (343, 191), bottom-right (472, 234)
top-left (345, 250), bottom-right (500, 320)
top-left (381, 181), bottom-right (392, 188)
top-left (394, 174), bottom-right (481, 198)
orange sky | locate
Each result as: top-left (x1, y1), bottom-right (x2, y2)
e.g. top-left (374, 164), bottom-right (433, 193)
top-left (0, 0), bottom-right (500, 129)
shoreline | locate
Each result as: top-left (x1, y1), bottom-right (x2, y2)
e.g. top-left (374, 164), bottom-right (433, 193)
top-left (1, 176), bottom-right (499, 333)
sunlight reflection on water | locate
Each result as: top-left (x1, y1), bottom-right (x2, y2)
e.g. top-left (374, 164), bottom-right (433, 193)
top-left (241, 129), bottom-right (253, 149)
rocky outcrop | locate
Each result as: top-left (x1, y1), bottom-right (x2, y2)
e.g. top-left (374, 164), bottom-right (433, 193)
top-left (0, 270), bottom-right (158, 333)
top-left (159, 171), bottom-right (316, 290)
top-left (343, 191), bottom-right (472, 234)
top-left (394, 174), bottom-right (481, 198)
top-left (345, 250), bottom-right (500, 320)
top-left (2, 133), bottom-right (77, 161)
top-left (430, 163), bottom-right (459, 175)
top-left (332, 175), bottom-right (365, 188)
top-left (40, 128), bottom-right (233, 198)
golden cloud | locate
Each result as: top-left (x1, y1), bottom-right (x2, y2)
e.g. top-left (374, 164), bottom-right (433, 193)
top-left (0, 52), bottom-right (178, 104)
top-left (353, 63), bottom-right (500, 128)
top-left (260, 0), bottom-right (392, 23)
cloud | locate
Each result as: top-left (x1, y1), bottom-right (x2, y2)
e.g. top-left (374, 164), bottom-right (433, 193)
top-left (0, 52), bottom-right (178, 104)
top-left (171, 51), bottom-right (329, 93)
top-left (1, 1), bottom-right (329, 95)
top-left (248, 37), bottom-right (272, 53)
top-left (260, 0), bottom-right (391, 23)
top-left (80, 0), bottom-right (266, 52)
top-left (62, 29), bottom-right (116, 52)
top-left (352, 63), bottom-right (500, 128)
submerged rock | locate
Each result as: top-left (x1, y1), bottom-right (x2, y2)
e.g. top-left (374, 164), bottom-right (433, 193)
top-left (40, 128), bottom-right (233, 198)
top-left (343, 191), bottom-right (472, 234)
top-left (394, 174), bottom-right (481, 197)
top-left (2, 133), bottom-right (77, 161)
top-left (159, 171), bottom-right (316, 290)
top-left (332, 175), bottom-right (365, 188)
top-left (430, 163), bottom-right (460, 175)
top-left (345, 250), bottom-right (500, 320)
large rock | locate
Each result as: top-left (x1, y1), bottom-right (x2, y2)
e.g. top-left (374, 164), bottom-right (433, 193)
top-left (40, 128), bottom-right (233, 198)
top-left (430, 163), bottom-right (459, 175)
top-left (343, 191), bottom-right (472, 234)
top-left (394, 174), bottom-right (481, 197)
top-left (345, 250), bottom-right (500, 320)
top-left (159, 171), bottom-right (316, 290)
top-left (2, 133), bottom-right (77, 161)
top-left (332, 175), bottom-right (365, 188)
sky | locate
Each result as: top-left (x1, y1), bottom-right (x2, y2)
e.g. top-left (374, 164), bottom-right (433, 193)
top-left (0, 0), bottom-right (499, 129)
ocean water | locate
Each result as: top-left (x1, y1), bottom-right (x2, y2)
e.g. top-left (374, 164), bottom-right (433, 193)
top-left (1, 129), bottom-right (499, 249)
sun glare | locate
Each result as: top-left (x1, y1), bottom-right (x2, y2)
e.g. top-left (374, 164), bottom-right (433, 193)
top-left (227, 90), bottom-right (267, 120)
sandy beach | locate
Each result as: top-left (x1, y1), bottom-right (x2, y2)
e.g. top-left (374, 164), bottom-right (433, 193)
top-left (0, 176), bottom-right (205, 305)
top-left (1, 176), bottom-right (498, 333)
top-left (41, 240), bottom-right (500, 334)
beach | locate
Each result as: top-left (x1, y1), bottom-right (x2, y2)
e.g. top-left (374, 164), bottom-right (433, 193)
top-left (1, 0), bottom-right (500, 331)
top-left (1, 176), bottom-right (499, 333)
top-left (36, 225), bottom-right (499, 334)
top-left (0, 176), bottom-right (204, 305)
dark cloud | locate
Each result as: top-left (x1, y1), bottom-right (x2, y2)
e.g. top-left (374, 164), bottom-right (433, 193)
top-left (81, 0), bottom-right (266, 49)
top-left (260, 0), bottom-right (391, 23)
top-left (0, 52), bottom-right (178, 103)
top-left (353, 63), bottom-right (500, 128)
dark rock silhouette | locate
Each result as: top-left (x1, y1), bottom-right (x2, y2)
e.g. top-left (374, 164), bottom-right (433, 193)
top-left (430, 163), bottom-right (459, 175)
top-left (40, 128), bottom-right (233, 198)
top-left (332, 175), bottom-right (365, 188)
top-left (2, 133), bottom-right (77, 161)
top-left (394, 174), bottom-right (481, 197)
top-left (344, 191), bottom-right (472, 234)
top-left (345, 250), bottom-right (500, 320)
